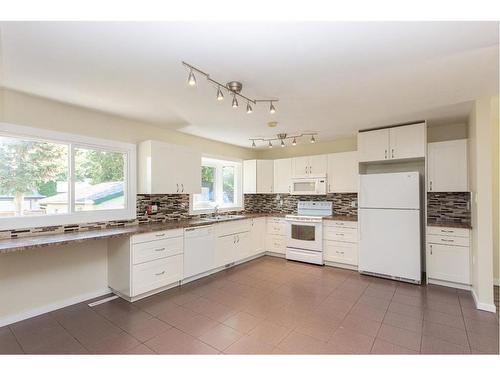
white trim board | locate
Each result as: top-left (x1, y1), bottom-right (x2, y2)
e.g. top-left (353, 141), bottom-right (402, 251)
top-left (471, 288), bottom-right (497, 313)
top-left (0, 288), bottom-right (111, 328)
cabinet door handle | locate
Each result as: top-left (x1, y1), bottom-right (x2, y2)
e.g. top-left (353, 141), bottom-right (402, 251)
top-left (430, 244), bottom-right (432, 255)
top-left (155, 233), bottom-right (165, 237)
top-left (155, 271), bottom-right (166, 276)
top-left (181, 183), bottom-right (184, 192)
top-left (441, 238), bottom-right (454, 243)
top-left (176, 183), bottom-right (179, 193)
top-left (441, 229), bottom-right (454, 233)
top-left (237, 235), bottom-right (240, 243)
top-left (429, 181), bottom-right (432, 191)
top-left (154, 248), bottom-right (165, 252)
top-left (391, 149), bottom-right (394, 158)
top-left (385, 150), bottom-right (387, 159)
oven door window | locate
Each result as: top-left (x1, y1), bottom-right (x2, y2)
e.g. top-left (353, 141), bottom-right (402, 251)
top-left (291, 224), bottom-right (316, 241)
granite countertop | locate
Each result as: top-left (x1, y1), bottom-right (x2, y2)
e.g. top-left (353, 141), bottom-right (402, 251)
top-left (0, 212), bottom-right (358, 254)
top-left (427, 221), bottom-right (472, 229)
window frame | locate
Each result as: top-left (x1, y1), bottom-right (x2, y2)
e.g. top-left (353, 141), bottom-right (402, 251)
top-left (0, 122), bottom-right (136, 230)
top-left (190, 156), bottom-right (243, 215)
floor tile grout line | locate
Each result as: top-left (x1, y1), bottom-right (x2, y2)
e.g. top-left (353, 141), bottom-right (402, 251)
top-left (8, 325), bottom-right (26, 354)
top-left (369, 282), bottom-right (397, 353)
top-left (457, 292), bottom-right (473, 353)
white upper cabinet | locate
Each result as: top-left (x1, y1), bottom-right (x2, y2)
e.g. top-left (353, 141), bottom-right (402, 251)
top-left (273, 158), bottom-right (293, 194)
top-left (138, 140), bottom-right (201, 194)
top-left (327, 151), bottom-right (358, 193)
top-left (292, 155), bottom-right (328, 178)
top-left (357, 128), bottom-right (389, 162)
top-left (358, 123), bottom-right (426, 162)
top-left (427, 139), bottom-right (468, 192)
top-left (389, 123), bottom-right (426, 160)
top-left (243, 159), bottom-right (274, 194)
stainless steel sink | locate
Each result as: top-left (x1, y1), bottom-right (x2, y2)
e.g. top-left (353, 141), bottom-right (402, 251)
top-left (198, 214), bottom-right (246, 222)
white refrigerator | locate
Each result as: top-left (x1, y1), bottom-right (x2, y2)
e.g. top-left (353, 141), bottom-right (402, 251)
top-left (358, 172), bottom-right (421, 283)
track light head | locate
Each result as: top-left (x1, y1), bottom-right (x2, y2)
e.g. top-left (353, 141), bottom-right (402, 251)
top-left (251, 140), bottom-right (256, 148)
top-left (269, 102), bottom-right (276, 114)
top-left (292, 138), bottom-right (297, 146)
top-left (280, 140), bottom-right (285, 148)
top-left (310, 135), bottom-right (316, 144)
top-left (187, 69), bottom-right (196, 86)
top-left (216, 87), bottom-right (224, 101)
top-left (232, 95), bottom-right (238, 108)
top-left (268, 140), bottom-right (273, 148)
top-left (246, 102), bottom-right (253, 114)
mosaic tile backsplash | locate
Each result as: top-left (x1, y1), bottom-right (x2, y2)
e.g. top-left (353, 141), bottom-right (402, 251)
top-left (0, 193), bottom-right (357, 239)
top-left (427, 192), bottom-right (471, 226)
top-left (243, 193), bottom-right (358, 216)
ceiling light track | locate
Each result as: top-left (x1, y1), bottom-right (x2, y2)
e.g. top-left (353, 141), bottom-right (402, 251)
top-left (250, 132), bottom-right (318, 148)
top-left (182, 61), bottom-right (279, 114)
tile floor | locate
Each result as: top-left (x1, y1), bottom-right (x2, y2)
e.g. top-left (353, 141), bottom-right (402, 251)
top-left (1, 256), bottom-right (498, 355)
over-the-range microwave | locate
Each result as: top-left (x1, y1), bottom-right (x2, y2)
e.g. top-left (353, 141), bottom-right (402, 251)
top-left (291, 176), bottom-right (327, 195)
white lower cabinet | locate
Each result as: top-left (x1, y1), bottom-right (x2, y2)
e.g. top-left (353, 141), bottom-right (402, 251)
top-left (215, 220), bottom-right (252, 268)
top-left (108, 228), bottom-right (184, 301)
top-left (266, 217), bottom-right (286, 255)
top-left (250, 217), bottom-right (266, 256)
top-left (426, 226), bottom-right (471, 288)
top-left (323, 220), bottom-right (358, 268)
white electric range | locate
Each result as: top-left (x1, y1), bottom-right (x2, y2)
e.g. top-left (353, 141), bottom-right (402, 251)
top-left (284, 201), bottom-right (332, 265)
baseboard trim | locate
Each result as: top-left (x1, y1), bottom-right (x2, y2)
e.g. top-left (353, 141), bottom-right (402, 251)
top-left (0, 288), bottom-right (111, 328)
top-left (471, 288), bottom-right (497, 313)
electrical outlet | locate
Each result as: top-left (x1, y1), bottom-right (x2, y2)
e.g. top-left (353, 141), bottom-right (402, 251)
top-left (351, 201), bottom-right (357, 208)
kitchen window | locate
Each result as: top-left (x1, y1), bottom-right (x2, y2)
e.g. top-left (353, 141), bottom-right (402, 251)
top-left (191, 157), bottom-right (242, 213)
top-left (0, 123), bottom-right (136, 230)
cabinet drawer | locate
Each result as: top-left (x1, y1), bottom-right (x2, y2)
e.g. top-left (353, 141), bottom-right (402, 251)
top-left (427, 226), bottom-right (470, 238)
top-left (324, 241), bottom-right (358, 266)
top-left (132, 255), bottom-right (183, 296)
top-left (323, 220), bottom-right (358, 229)
top-left (427, 234), bottom-right (470, 247)
top-left (132, 237), bottom-right (183, 265)
top-left (266, 234), bottom-right (286, 254)
top-left (323, 227), bottom-right (358, 243)
top-left (267, 222), bottom-right (286, 236)
top-left (132, 229), bottom-right (183, 245)
top-left (216, 220), bottom-right (251, 237)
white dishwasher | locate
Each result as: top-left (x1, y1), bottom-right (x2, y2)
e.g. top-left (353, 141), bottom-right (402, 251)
top-left (183, 225), bottom-right (216, 279)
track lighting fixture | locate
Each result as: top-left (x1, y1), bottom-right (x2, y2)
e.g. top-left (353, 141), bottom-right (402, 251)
top-left (182, 61), bottom-right (278, 114)
top-left (187, 69), bottom-right (196, 86)
top-left (269, 102), bottom-right (276, 114)
top-left (250, 131), bottom-right (318, 149)
top-left (216, 86), bottom-right (224, 101)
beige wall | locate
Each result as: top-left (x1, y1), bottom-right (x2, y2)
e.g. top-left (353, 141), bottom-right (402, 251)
top-left (0, 241), bottom-right (108, 326)
top-left (256, 136), bottom-right (357, 159)
top-left (0, 88), bottom-right (256, 160)
top-left (427, 122), bottom-right (468, 142)
top-left (468, 96), bottom-right (495, 310)
top-left (491, 97), bottom-right (499, 284)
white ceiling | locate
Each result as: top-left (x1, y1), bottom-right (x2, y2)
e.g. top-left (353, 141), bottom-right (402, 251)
top-left (0, 21), bottom-right (498, 148)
